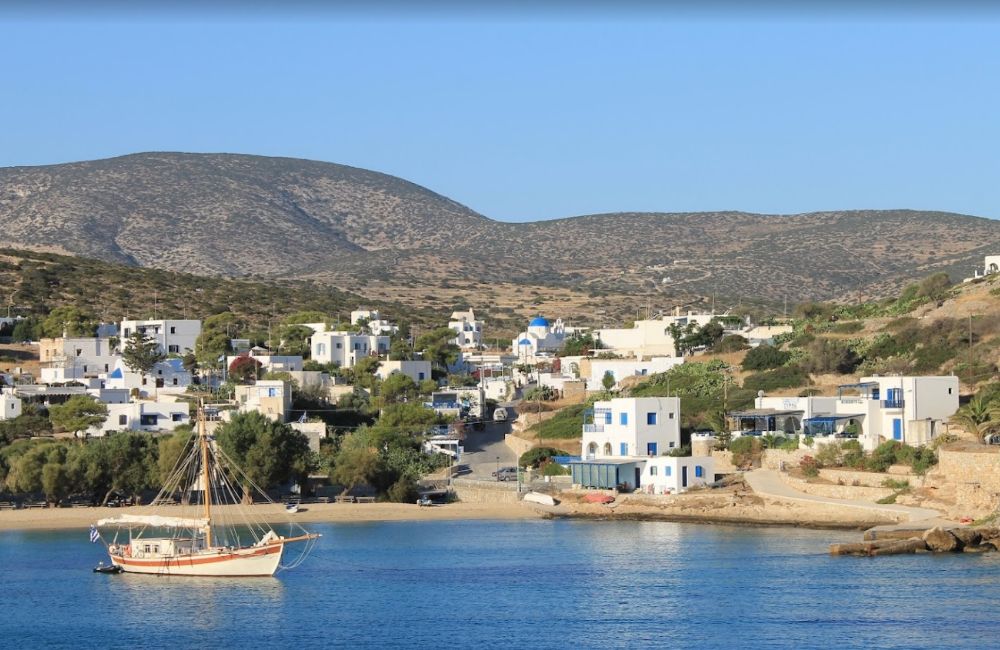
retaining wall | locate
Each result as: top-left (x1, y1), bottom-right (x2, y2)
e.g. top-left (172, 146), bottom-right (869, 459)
top-left (451, 478), bottom-right (522, 504)
top-left (780, 473), bottom-right (895, 501)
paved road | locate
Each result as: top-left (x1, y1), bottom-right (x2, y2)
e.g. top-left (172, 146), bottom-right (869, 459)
top-left (744, 469), bottom-right (943, 523)
top-left (457, 405), bottom-right (520, 479)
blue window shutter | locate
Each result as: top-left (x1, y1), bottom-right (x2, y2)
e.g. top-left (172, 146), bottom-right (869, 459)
top-left (665, 466), bottom-right (671, 477)
top-left (695, 465), bottom-right (703, 478)
top-left (605, 411), bottom-right (612, 424)
top-left (647, 442), bottom-right (657, 456)
top-left (620, 412), bottom-right (628, 425)
top-left (620, 443), bottom-right (628, 456)
top-left (647, 412), bottom-right (657, 425)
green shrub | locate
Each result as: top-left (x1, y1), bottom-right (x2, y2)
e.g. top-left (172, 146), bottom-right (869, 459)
top-left (800, 455), bottom-right (820, 478)
top-left (743, 365), bottom-right (811, 392)
top-left (541, 462), bottom-right (570, 476)
top-left (831, 321), bottom-right (863, 334)
top-left (742, 345), bottom-right (791, 371)
top-left (867, 441), bottom-right (901, 473)
top-left (519, 446), bottom-right (569, 468)
top-left (876, 493), bottom-right (898, 504)
top-left (713, 335), bottom-right (749, 353)
top-left (729, 436), bottom-right (761, 468)
top-left (814, 442), bottom-right (844, 467)
top-left (778, 437), bottom-right (800, 451)
top-left (881, 478), bottom-right (911, 491)
top-left (667, 444), bottom-right (691, 457)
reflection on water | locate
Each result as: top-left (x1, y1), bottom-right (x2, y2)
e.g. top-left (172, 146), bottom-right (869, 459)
top-left (3, 521), bottom-right (1000, 649)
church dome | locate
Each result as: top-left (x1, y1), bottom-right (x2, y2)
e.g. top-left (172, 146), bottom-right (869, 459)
top-left (529, 316), bottom-right (549, 328)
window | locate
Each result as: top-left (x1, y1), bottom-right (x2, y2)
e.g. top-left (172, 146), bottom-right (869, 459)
top-left (695, 465), bottom-right (704, 478)
top-left (948, 387), bottom-right (953, 395)
top-left (647, 412), bottom-right (657, 425)
top-left (83, 365), bottom-right (88, 373)
top-left (171, 413), bottom-right (184, 422)
top-left (620, 443), bottom-right (628, 456)
top-left (604, 411), bottom-right (612, 424)
top-left (418, 372), bottom-right (425, 380)
top-left (266, 388), bottom-right (278, 397)
top-left (354, 343), bottom-right (361, 350)
top-left (336, 343), bottom-right (342, 349)
top-left (168, 345), bottom-right (179, 354)
top-left (669, 441), bottom-right (675, 448)
top-left (619, 412), bottom-right (628, 425)
top-left (668, 412), bottom-right (674, 419)
top-left (140, 414), bottom-right (157, 426)
top-left (169, 326), bottom-right (176, 334)
top-left (118, 415), bottom-right (127, 426)
top-left (665, 466), bottom-right (672, 477)
top-left (603, 443), bottom-right (612, 455)
top-left (650, 466), bottom-right (658, 476)
top-left (647, 442), bottom-right (657, 456)
top-left (104, 364), bottom-right (109, 372)
top-left (124, 328), bottom-right (131, 337)
top-left (172, 378), bottom-right (178, 386)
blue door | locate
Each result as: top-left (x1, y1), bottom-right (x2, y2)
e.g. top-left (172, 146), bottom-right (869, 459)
top-left (892, 418), bottom-right (902, 441)
top-left (647, 442), bottom-right (657, 456)
top-left (620, 443), bottom-right (628, 456)
top-left (681, 466), bottom-right (688, 488)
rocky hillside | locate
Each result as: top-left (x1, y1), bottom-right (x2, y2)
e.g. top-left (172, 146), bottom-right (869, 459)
top-left (2, 152), bottom-right (998, 304)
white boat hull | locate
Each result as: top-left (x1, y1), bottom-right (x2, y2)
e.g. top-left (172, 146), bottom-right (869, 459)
top-left (110, 543), bottom-right (284, 577)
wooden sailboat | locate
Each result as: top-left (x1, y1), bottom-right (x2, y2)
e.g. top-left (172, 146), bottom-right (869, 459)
top-left (94, 407), bottom-right (320, 577)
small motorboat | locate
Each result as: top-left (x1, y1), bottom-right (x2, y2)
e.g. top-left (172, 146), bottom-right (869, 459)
top-left (285, 502), bottom-right (300, 514)
top-left (416, 496), bottom-right (433, 507)
top-left (93, 562), bottom-right (123, 575)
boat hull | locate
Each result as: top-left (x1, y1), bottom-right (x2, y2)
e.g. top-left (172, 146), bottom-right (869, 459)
top-left (110, 543), bottom-right (283, 577)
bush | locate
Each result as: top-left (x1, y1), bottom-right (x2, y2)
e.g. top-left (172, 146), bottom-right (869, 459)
top-left (778, 437), bottom-right (800, 451)
top-left (729, 436), bottom-right (762, 468)
top-left (541, 462), bottom-right (570, 476)
top-left (743, 365), bottom-right (811, 392)
top-left (713, 335), bottom-right (749, 353)
top-left (800, 455), bottom-right (820, 477)
top-left (519, 446), bottom-right (569, 469)
top-left (667, 444), bottom-right (691, 457)
top-left (742, 345), bottom-right (791, 371)
top-left (814, 442), bottom-right (844, 467)
top-left (876, 493), bottom-right (898, 504)
top-left (386, 477), bottom-right (419, 503)
top-left (881, 478), bottom-right (911, 491)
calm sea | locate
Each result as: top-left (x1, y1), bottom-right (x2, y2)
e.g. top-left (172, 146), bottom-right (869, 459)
top-left (1, 520), bottom-right (998, 649)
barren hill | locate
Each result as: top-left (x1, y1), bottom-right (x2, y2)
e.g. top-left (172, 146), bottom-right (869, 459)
top-left (2, 152), bottom-right (998, 304)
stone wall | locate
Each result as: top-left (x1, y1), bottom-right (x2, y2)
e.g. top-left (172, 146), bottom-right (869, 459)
top-left (504, 433), bottom-right (536, 459)
top-left (818, 468), bottom-right (923, 488)
top-left (934, 448), bottom-right (1000, 516)
top-left (779, 472), bottom-right (895, 501)
top-left (761, 449), bottom-right (809, 470)
top-left (711, 450), bottom-right (737, 473)
top-left (451, 478), bottom-right (522, 504)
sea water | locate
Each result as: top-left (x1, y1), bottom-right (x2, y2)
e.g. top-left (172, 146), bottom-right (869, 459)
top-left (2, 520), bottom-right (999, 649)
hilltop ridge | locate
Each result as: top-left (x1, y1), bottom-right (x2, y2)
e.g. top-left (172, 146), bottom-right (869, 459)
top-left (2, 152), bottom-right (999, 306)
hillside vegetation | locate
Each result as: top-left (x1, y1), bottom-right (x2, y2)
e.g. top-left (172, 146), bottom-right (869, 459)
top-left (3, 153), bottom-right (999, 312)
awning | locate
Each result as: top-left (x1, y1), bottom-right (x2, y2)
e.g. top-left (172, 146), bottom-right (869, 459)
top-left (804, 415), bottom-right (864, 424)
top-left (728, 408), bottom-right (803, 417)
top-left (96, 514), bottom-right (210, 529)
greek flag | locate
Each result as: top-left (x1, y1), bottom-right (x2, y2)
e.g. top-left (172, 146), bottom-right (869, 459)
top-left (89, 525), bottom-right (100, 543)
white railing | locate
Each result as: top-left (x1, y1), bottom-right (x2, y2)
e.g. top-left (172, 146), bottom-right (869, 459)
top-left (583, 424), bottom-right (604, 433)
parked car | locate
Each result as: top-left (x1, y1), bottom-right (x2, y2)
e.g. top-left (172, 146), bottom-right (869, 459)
top-left (493, 407), bottom-right (509, 422)
top-left (492, 466), bottom-right (518, 481)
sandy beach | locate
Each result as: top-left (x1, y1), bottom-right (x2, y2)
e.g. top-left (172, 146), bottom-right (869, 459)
top-left (0, 501), bottom-right (545, 532)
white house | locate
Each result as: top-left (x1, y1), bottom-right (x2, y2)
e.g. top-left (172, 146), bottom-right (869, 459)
top-left (310, 331), bottom-right (390, 368)
top-left (639, 456), bottom-right (715, 495)
top-left (512, 316), bottom-right (568, 361)
top-left (120, 319), bottom-right (201, 355)
top-left (582, 397), bottom-right (681, 459)
top-left (587, 356), bottom-right (684, 390)
top-left (449, 309), bottom-right (484, 349)
top-left (594, 310), bottom-right (727, 359)
top-left (375, 360), bottom-right (433, 384)
top-left (351, 309), bottom-right (399, 336)
top-left (968, 255), bottom-right (1000, 281)
top-left (226, 347), bottom-right (304, 374)
top-left (39, 336), bottom-right (119, 383)
top-left (104, 358), bottom-right (193, 396)
top-left (733, 375), bottom-right (960, 451)
top-left (1, 388), bottom-right (22, 420)
top-left (90, 398), bottom-right (191, 437)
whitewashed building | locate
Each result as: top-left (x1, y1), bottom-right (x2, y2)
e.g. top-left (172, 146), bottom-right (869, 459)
top-left (639, 456), bottom-right (715, 495)
top-left (1, 388), bottom-right (22, 420)
top-left (90, 398), bottom-right (191, 436)
top-left (733, 375), bottom-right (960, 451)
top-left (582, 397), bottom-right (681, 459)
top-left (969, 255), bottom-right (1000, 281)
top-left (449, 309), bottom-right (484, 349)
top-left (587, 356), bottom-right (684, 390)
top-left (375, 360), bottom-right (433, 384)
top-left (310, 331), bottom-right (390, 368)
top-left (226, 347), bottom-right (304, 374)
top-left (104, 358), bottom-right (193, 396)
top-left (351, 309), bottom-right (399, 336)
top-left (120, 319), bottom-right (201, 355)
top-left (39, 337), bottom-right (119, 383)
top-left (512, 317), bottom-right (568, 360)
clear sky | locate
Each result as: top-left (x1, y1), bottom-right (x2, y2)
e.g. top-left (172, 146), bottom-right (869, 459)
top-left (2, 3), bottom-right (999, 222)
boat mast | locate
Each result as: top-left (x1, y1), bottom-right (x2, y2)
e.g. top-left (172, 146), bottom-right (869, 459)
top-left (199, 405), bottom-right (213, 547)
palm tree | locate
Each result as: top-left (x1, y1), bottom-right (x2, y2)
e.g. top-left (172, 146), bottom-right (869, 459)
top-left (950, 395), bottom-right (1000, 443)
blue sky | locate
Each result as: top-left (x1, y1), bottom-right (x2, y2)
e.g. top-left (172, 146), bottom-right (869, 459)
top-left (2, 4), bottom-right (999, 222)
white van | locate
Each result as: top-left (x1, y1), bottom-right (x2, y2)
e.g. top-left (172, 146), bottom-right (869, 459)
top-left (493, 407), bottom-right (508, 422)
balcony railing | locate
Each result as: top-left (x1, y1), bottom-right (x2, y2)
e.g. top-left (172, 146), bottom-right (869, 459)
top-left (881, 399), bottom-right (904, 409)
top-left (583, 424), bottom-right (605, 433)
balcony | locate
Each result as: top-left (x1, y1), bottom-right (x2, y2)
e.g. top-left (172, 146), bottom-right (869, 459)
top-left (583, 424), bottom-right (605, 434)
top-left (881, 399), bottom-right (904, 409)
